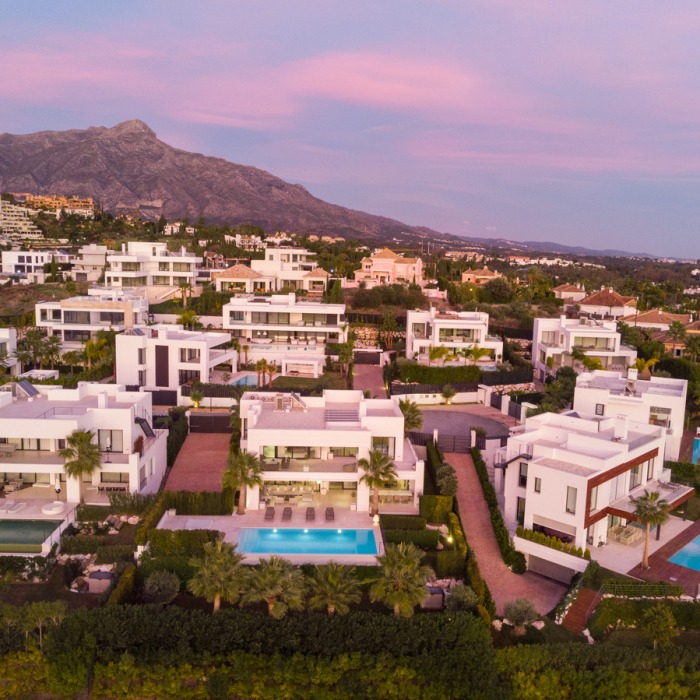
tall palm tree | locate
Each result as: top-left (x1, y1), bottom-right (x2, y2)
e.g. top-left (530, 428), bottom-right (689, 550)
top-left (41, 335), bottom-right (62, 369)
top-left (358, 449), bottom-right (398, 515)
top-left (267, 361), bottom-right (278, 386)
top-left (306, 562), bottom-right (362, 616)
top-left (631, 490), bottom-right (670, 569)
top-left (667, 320), bottom-right (687, 357)
top-left (188, 540), bottom-right (248, 613)
top-left (338, 343), bottom-right (354, 379)
top-left (59, 429), bottom-right (102, 503)
top-left (222, 449), bottom-right (264, 515)
top-left (178, 281), bottom-right (193, 309)
top-left (241, 344), bottom-right (250, 368)
top-left (83, 336), bottom-right (108, 370)
top-left (683, 336), bottom-right (700, 363)
top-left (370, 543), bottom-right (435, 618)
top-left (244, 556), bottom-right (306, 619)
top-left (398, 398), bottom-right (423, 436)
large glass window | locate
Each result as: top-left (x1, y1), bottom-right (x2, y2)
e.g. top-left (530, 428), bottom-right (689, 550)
top-left (99, 312), bottom-right (124, 325)
top-left (98, 430), bottom-right (123, 453)
top-left (372, 437), bottom-right (395, 458)
top-left (518, 462), bottom-right (528, 488)
top-left (153, 276), bottom-right (170, 285)
top-left (566, 486), bottom-right (577, 514)
top-left (630, 464), bottom-right (642, 490)
top-left (64, 329), bottom-right (91, 342)
top-left (589, 486), bottom-right (598, 512)
top-left (534, 477), bottom-right (541, 493)
top-left (647, 458), bottom-right (655, 481)
top-left (516, 497), bottom-right (526, 526)
top-left (649, 406), bottom-right (671, 428)
top-left (333, 447), bottom-right (359, 457)
top-left (64, 311), bottom-right (91, 325)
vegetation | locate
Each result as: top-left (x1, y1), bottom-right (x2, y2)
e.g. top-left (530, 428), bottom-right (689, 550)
top-left (59, 429), bottom-right (102, 503)
top-left (244, 556), bottom-right (306, 619)
top-left (630, 490), bottom-right (670, 569)
top-left (222, 449), bottom-right (264, 515)
top-left (306, 563), bottom-right (362, 616)
top-left (398, 397), bottom-right (423, 434)
top-left (358, 449), bottom-right (398, 515)
top-left (516, 526), bottom-right (591, 560)
top-left (142, 570), bottom-right (181, 605)
top-left (503, 598), bottom-right (538, 636)
top-left (187, 540), bottom-right (248, 613)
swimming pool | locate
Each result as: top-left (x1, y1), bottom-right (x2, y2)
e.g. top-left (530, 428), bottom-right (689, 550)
top-left (669, 535), bottom-right (700, 572)
top-left (0, 520), bottom-right (62, 549)
top-left (238, 528), bottom-right (378, 556)
top-left (233, 375), bottom-right (257, 387)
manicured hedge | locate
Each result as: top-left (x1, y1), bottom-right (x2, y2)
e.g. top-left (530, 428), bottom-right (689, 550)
top-left (471, 448), bottom-right (526, 574)
top-left (666, 460), bottom-right (700, 491)
top-left (137, 554), bottom-right (195, 590)
top-left (379, 514), bottom-right (427, 530)
top-left (60, 534), bottom-right (103, 554)
top-left (105, 564), bottom-right (136, 607)
top-left (399, 362), bottom-right (482, 386)
top-left (147, 529), bottom-right (222, 557)
top-left (516, 526), bottom-right (591, 560)
top-left (76, 505), bottom-right (111, 522)
top-left (0, 554), bottom-right (55, 581)
top-left (384, 528), bottom-right (441, 550)
top-left (108, 492), bottom-right (158, 515)
top-left (466, 549), bottom-right (496, 620)
top-left (419, 495), bottom-right (454, 524)
top-left (95, 545), bottom-right (136, 565)
top-left (601, 578), bottom-right (684, 598)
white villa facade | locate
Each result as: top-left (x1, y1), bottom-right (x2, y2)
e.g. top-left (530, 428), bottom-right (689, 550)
top-left (116, 325), bottom-right (237, 389)
top-left (499, 411), bottom-right (693, 564)
top-left (104, 242), bottom-right (201, 300)
top-left (0, 383), bottom-right (167, 504)
top-left (222, 293), bottom-right (347, 376)
top-left (36, 288), bottom-right (149, 349)
top-left (353, 248), bottom-right (423, 289)
top-left (532, 315), bottom-right (637, 381)
top-left (0, 329), bottom-right (19, 376)
top-left (72, 244), bottom-right (108, 283)
top-left (405, 308), bottom-right (503, 363)
top-left (212, 247), bottom-right (329, 296)
top-left (239, 390), bottom-right (424, 513)
top-left (573, 369), bottom-right (687, 462)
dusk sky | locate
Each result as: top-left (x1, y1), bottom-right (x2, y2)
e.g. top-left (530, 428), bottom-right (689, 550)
top-left (2, 2), bottom-right (699, 258)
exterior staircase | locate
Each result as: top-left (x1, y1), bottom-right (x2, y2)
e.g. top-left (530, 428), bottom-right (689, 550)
top-left (561, 588), bottom-right (601, 635)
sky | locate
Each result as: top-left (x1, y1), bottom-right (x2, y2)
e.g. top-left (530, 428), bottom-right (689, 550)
top-left (1, 1), bottom-right (699, 259)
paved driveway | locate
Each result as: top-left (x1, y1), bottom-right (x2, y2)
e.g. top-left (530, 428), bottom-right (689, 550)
top-left (353, 365), bottom-right (386, 398)
top-left (165, 433), bottom-right (230, 492)
top-left (420, 406), bottom-right (511, 437)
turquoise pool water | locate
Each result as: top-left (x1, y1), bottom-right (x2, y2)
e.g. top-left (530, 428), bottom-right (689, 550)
top-left (0, 520), bottom-right (62, 546)
top-left (669, 535), bottom-right (700, 571)
top-left (238, 528), bottom-right (378, 555)
top-left (233, 375), bottom-right (257, 387)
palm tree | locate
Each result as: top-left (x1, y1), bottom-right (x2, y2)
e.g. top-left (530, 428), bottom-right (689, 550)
top-left (427, 345), bottom-right (448, 366)
top-left (667, 320), bottom-right (687, 357)
top-left (177, 309), bottom-right (200, 330)
top-left (370, 543), bottom-right (434, 617)
top-left (59, 429), bottom-right (102, 503)
top-left (307, 562), bottom-right (361, 616)
top-left (358, 449), bottom-right (398, 515)
top-left (12, 346), bottom-right (33, 372)
top-left (631, 490), bottom-right (670, 569)
top-left (222, 449), bottom-right (264, 515)
top-left (41, 335), bottom-right (63, 369)
top-left (244, 556), bottom-right (306, 618)
top-left (469, 345), bottom-right (493, 365)
top-left (178, 281), bottom-right (193, 309)
top-left (267, 361), bottom-right (278, 386)
top-left (61, 350), bottom-right (84, 374)
top-left (188, 540), bottom-right (248, 613)
top-left (683, 336), bottom-right (700, 363)
top-left (83, 336), bottom-right (108, 370)
top-left (338, 343), bottom-right (354, 379)
top-left (241, 344), bottom-right (250, 368)
top-left (398, 398), bottom-right (422, 436)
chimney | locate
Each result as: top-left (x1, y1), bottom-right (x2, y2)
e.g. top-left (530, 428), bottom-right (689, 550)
top-left (626, 367), bottom-right (638, 382)
top-left (97, 392), bottom-right (108, 409)
top-left (613, 415), bottom-right (628, 441)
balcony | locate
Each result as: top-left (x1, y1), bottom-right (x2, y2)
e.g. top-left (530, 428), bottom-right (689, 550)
top-left (263, 457), bottom-right (358, 474)
top-left (609, 479), bottom-right (694, 518)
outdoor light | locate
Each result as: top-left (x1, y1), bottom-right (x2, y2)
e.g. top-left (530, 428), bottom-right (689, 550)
top-left (304, 529), bottom-right (308, 533)
top-left (337, 529), bottom-right (342, 534)
top-left (273, 528), bottom-right (277, 533)
top-left (447, 535), bottom-right (454, 544)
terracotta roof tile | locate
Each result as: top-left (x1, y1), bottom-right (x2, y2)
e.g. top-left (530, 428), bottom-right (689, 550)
top-left (211, 264), bottom-right (261, 280)
top-left (580, 288), bottom-right (636, 307)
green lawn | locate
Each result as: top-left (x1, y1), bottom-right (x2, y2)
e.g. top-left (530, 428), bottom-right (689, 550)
top-left (270, 372), bottom-right (348, 391)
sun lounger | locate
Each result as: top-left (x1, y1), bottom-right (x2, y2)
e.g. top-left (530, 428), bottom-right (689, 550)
top-left (7, 502), bottom-right (26, 514)
top-left (325, 507), bottom-right (334, 522)
top-left (306, 507), bottom-right (316, 522)
top-left (282, 507), bottom-right (292, 521)
top-left (265, 506), bottom-right (275, 521)
top-left (0, 500), bottom-right (15, 513)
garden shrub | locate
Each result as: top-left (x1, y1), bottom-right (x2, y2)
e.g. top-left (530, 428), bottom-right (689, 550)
top-left (147, 529), bottom-right (221, 557)
top-left (515, 526), bottom-right (591, 560)
top-left (60, 534), bottom-right (103, 554)
top-left (143, 570), bottom-right (180, 605)
top-left (105, 564), bottom-right (136, 606)
top-left (419, 495), bottom-right (454, 524)
top-left (76, 505), bottom-right (111, 522)
top-left (384, 528), bottom-right (441, 550)
top-left (137, 555), bottom-right (195, 590)
top-left (399, 362), bottom-right (481, 386)
top-left (108, 492), bottom-right (158, 515)
top-left (95, 545), bottom-right (135, 565)
top-left (379, 515), bottom-right (427, 530)
top-left (0, 554), bottom-right (55, 581)
top-left (163, 490), bottom-right (234, 516)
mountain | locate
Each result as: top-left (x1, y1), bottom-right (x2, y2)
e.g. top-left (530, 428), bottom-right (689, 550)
top-left (0, 120), bottom-right (451, 245)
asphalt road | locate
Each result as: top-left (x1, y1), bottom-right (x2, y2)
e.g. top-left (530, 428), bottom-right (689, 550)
top-left (419, 408), bottom-right (510, 437)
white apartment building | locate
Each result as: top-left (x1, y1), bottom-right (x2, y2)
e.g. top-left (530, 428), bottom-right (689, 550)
top-left (0, 200), bottom-right (43, 240)
top-left (104, 242), bottom-right (201, 300)
top-left (573, 369), bottom-right (687, 462)
top-left (72, 244), bottom-right (107, 283)
top-left (222, 293), bottom-right (347, 376)
top-left (212, 247), bottom-right (329, 296)
top-left (116, 325), bottom-right (237, 390)
top-left (0, 329), bottom-right (19, 376)
top-left (353, 248), bottom-right (423, 289)
top-left (406, 308), bottom-right (503, 363)
top-left (0, 383), bottom-right (167, 504)
top-left (1, 249), bottom-right (73, 283)
top-left (239, 390), bottom-right (424, 513)
top-left (36, 288), bottom-right (149, 349)
top-left (499, 411), bottom-right (693, 569)
top-left (532, 315), bottom-right (637, 381)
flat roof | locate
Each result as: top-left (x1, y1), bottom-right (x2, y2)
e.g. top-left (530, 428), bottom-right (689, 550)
top-left (0, 394), bottom-right (137, 420)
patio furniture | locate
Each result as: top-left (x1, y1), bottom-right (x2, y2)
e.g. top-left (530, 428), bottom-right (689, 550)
top-left (282, 507), bottom-right (293, 521)
top-left (0, 500), bottom-right (15, 513)
top-left (7, 502), bottom-right (26, 514)
top-left (325, 507), bottom-right (335, 522)
top-left (306, 507), bottom-right (316, 522)
top-left (41, 501), bottom-right (66, 516)
top-left (265, 506), bottom-right (275, 521)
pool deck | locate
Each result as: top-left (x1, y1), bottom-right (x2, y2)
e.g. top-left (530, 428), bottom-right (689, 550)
top-left (627, 518), bottom-right (700, 596)
top-left (157, 508), bottom-right (384, 565)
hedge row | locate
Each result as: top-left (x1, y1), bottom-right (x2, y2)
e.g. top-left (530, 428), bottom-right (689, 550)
top-left (379, 514), bottom-right (427, 530)
top-left (466, 549), bottom-right (496, 622)
top-left (515, 526), bottom-right (591, 560)
top-left (148, 529), bottom-right (222, 557)
top-left (60, 534), bottom-right (103, 554)
top-left (95, 545), bottom-right (136, 565)
top-left (105, 564), bottom-right (136, 607)
top-left (137, 554), bottom-right (195, 590)
top-left (601, 578), bottom-right (685, 598)
top-left (75, 505), bottom-right (111, 522)
top-left (471, 448), bottom-right (526, 574)
top-left (384, 529), bottom-right (441, 551)
top-left (399, 362), bottom-right (482, 386)
top-left (666, 460), bottom-right (700, 491)
top-left (419, 495), bottom-right (454, 524)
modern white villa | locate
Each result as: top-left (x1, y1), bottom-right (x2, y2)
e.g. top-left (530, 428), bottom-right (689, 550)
top-left (532, 315), bottom-right (637, 381)
top-left (239, 390), bottom-right (424, 513)
top-left (498, 411), bottom-right (693, 580)
top-left (222, 293), bottom-right (347, 377)
top-left (115, 325), bottom-right (238, 390)
top-left (0, 382), bottom-right (167, 505)
top-left (212, 247), bottom-right (329, 296)
top-left (104, 241), bottom-right (202, 300)
top-left (405, 308), bottom-right (503, 363)
top-left (0, 329), bottom-right (19, 377)
top-left (36, 288), bottom-right (149, 349)
top-left (573, 369), bottom-right (687, 462)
